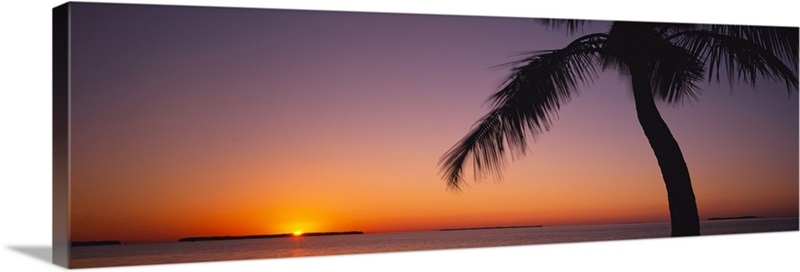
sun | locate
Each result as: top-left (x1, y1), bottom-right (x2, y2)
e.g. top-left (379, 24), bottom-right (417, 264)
top-left (292, 230), bottom-right (304, 236)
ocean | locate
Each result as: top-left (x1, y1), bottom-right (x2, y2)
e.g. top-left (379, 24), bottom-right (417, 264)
top-left (70, 217), bottom-right (799, 268)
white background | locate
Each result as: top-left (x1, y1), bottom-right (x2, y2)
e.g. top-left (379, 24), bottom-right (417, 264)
top-left (1, 0), bottom-right (798, 271)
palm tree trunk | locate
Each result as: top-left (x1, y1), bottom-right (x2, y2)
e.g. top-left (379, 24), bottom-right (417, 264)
top-left (630, 66), bottom-right (700, 237)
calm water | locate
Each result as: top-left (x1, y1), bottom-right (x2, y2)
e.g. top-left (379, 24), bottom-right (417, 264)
top-left (71, 217), bottom-right (798, 268)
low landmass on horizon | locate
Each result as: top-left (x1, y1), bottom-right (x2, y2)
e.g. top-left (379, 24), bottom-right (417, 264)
top-left (707, 216), bottom-right (759, 221)
top-left (440, 225), bottom-right (543, 231)
top-left (72, 241), bottom-right (122, 247)
top-left (178, 231), bottom-right (364, 242)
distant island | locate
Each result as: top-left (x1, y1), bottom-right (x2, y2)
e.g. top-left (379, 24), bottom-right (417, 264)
top-left (707, 216), bottom-right (759, 221)
top-left (440, 225), bottom-right (542, 231)
top-left (72, 240), bottom-right (122, 247)
top-left (178, 231), bottom-right (363, 242)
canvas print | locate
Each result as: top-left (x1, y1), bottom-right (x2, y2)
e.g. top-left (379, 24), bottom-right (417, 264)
top-left (52, 2), bottom-right (799, 269)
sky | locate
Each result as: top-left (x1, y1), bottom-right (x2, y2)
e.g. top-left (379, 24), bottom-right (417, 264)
top-left (66, 2), bottom-right (798, 243)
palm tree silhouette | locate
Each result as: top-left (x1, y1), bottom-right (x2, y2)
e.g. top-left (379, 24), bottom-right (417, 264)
top-left (439, 20), bottom-right (798, 237)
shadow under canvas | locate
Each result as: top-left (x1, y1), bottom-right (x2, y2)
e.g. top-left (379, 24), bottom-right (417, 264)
top-left (8, 246), bottom-right (53, 264)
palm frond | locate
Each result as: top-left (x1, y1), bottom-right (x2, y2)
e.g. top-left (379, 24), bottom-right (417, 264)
top-left (537, 19), bottom-right (589, 35)
top-left (599, 22), bottom-right (705, 103)
top-left (648, 42), bottom-right (706, 103)
top-left (670, 27), bottom-right (798, 92)
top-left (710, 25), bottom-right (798, 69)
top-left (655, 23), bottom-right (697, 38)
top-left (439, 34), bottom-right (605, 191)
